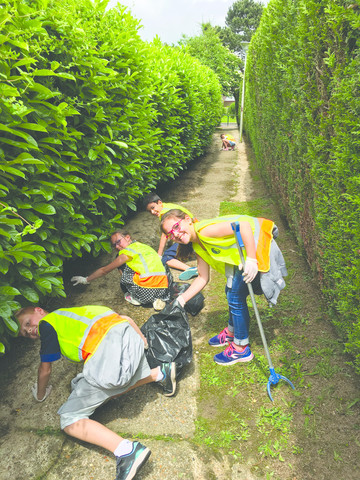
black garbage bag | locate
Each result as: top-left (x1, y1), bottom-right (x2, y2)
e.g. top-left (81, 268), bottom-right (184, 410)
top-left (141, 302), bottom-right (192, 374)
top-left (170, 282), bottom-right (204, 316)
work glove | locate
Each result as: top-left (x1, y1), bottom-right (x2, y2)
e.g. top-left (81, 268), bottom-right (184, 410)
top-left (172, 295), bottom-right (186, 309)
top-left (71, 276), bottom-right (89, 286)
top-left (31, 382), bottom-right (52, 402)
top-left (242, 257), bottom-right (259, 283)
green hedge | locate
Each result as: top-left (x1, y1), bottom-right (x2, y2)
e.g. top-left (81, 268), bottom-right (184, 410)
top-left (244, 0), bottom-right (360, 371)
top-left (0, 0), bottom-right (222, 353)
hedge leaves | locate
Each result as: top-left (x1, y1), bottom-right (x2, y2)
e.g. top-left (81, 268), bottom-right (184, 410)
top-left (0, 0), bottom-right (223, 353)
top-left (245, 0), bottom-right (360, 372)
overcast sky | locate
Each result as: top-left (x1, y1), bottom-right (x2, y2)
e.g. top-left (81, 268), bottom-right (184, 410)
top-left (107, 0), bottom-right (269, 45)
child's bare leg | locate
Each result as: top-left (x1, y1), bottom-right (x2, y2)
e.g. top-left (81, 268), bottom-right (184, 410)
top-left (166, 258), bottom-right (191, 271)
top-left (64, 418), bottom-right (124, 452)
top-left (63, 368), bottom-right (160, 451)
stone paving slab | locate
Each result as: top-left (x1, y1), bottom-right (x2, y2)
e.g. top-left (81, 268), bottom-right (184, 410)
top-left (0, 126), bottom-right (240, 479)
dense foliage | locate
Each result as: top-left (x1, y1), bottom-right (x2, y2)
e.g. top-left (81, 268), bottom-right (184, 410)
top-left (0, 0), bottom-right (223, 353)
top-left (245, 0), bottom-right (360, 371)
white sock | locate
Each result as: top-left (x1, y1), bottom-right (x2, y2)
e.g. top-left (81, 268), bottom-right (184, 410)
top-left (114, 439), bottom-right (133, 457)
top-left (156, 366), bottom-right (164, 382)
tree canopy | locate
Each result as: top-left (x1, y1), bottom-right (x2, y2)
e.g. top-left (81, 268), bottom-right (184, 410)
top-left (180, 24), bottom-right (242, 97)
top-left (220, 0), bottom-right (264, 53)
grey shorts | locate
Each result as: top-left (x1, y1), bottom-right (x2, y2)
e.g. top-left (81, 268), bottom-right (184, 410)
top-left (58, 322), bottom-right (151, 429)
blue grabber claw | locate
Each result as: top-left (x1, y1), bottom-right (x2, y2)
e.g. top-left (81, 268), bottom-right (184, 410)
top-left (231, 221), bottom-right (295, 401)
top-left (267, 368), bottom-right (295, 402)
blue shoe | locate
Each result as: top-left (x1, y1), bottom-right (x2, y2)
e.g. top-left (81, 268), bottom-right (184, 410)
top-left (208, 327), bottom-right (234, 347)
top-left (115, 441), bottom-right (151, 480)
top-left (214, 344), bottom-right (254, 365)
top-left (179, 267), bottom-right (198, 281)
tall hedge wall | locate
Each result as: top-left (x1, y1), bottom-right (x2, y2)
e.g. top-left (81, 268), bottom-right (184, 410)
top-left (245, 0), bottom-right (360, 371)
top-left (0, 0), bottom-right (223, 352)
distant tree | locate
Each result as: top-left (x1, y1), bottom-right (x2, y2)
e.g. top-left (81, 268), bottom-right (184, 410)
top-left (180, 24), bottom-right (243, 124)
top-left (180, 24), bottom-right (242, 97)
top-left (220, 0), bottom-right (264, 54)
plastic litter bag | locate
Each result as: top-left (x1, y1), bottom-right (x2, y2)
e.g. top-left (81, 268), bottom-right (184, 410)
top-left (170, 282), bottom-right (204, 316)
top-left (141, 303), bottom-right (192, 374)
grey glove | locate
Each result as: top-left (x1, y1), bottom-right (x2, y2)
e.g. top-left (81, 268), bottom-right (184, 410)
top-left (31, 382), bottom-right (52, 402)
top-left (71, 275), bottom-right (89, 286)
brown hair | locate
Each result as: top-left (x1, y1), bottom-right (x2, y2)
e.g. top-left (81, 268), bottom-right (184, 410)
top-left (15, 306), bottom-right (49, 329)
top-left (160, 209), bottom-right (195, 260)
top-left (110, 230), bottom-right (132, 238)
top-left (160, 209), bottom-right (188, 228)
top-left (142, 192), bottom-right (161, 209)
top-left (15, 306), bottom-right (37, 321)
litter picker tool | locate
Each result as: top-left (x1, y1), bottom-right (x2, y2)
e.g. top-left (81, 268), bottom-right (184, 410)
top-left (231, 221), bottom-right (295, 401)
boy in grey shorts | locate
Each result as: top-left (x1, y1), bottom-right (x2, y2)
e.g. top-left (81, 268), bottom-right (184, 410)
top-left (16, 304), bottom-right (176, 480)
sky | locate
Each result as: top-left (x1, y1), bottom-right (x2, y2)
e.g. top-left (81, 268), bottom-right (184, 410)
top-left (107, 0), bottom-right (269, 45)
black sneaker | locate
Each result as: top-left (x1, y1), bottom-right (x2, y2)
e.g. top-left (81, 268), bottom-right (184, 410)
top-left (115, 442), bottom-right (151, 480)
top-left (159, 362), bottom-right (177, 396)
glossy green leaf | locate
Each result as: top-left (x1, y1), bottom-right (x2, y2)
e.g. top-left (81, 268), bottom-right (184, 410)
top-left (18, 266), bottom-right (33, 279)
top-left (19, 123), bottom-right (48, 132)
top-left (4, 317), bottom-right (19, 335)
top-left (20, 286), bottom-right (39, 303)
top-left (32, 204), bottom-right (56, 215)
top-left (0, 286), bottom-right (21, 296)
top-left (35, 278), bottom-right (52, 290)
top-left (0, 304), bottom-right (11, 318)
top-left (49, 255), bottom-right (63, 267)
top-left (0, 84), bottom-right (20, 96)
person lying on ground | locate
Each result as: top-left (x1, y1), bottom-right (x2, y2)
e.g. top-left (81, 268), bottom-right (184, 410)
top-left (71, 230), bottom-right (172, 310)
top-left (16, 304), bottom-right (177, 480)
top-left (220, 133), bottom-right (236, 150)
top-left (160, 210), bottom-right (287, 366)
top-left (142, 192), bottom-right (198, 281)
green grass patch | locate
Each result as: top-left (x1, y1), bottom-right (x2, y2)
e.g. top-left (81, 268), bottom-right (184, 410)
top-left (219, 200), bottom-right (273, 219)
top-left (221, 115), bottom-right (237, 123)
top-left (195, 197), bottom-right (360, 477)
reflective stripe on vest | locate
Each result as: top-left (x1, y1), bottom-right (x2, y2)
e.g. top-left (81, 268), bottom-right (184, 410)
top-left (40, 307), bottom-right (127, 362)
top-left (119, 241), bottom-right (168, 289)
top-left (194, 215), bottom-right (274, 273)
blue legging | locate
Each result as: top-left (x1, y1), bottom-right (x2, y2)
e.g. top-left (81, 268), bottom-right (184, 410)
top-left (225, 268), bottom-right (250, 346)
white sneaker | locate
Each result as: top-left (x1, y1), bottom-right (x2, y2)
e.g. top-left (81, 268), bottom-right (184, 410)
top-left (125, 294), bottom-right (141, 306)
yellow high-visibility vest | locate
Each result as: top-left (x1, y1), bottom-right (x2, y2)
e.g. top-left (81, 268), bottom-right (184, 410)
top-left (120, 241), bottom-right (169, 288)
top-left (40, 306), bottom-right (127, 362)
top-left (193, 215), bottom-right (274, 275)
top-left (160, 202), bottom-right (193, 219)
